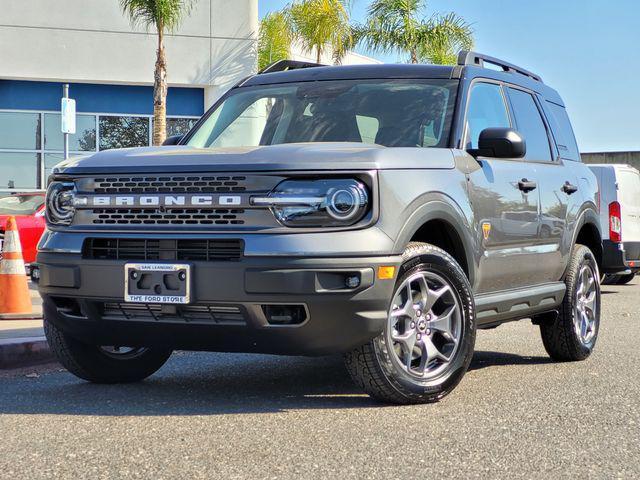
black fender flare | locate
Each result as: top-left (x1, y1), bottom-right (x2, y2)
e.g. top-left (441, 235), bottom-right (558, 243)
top-left (567, 204), bottom-right (602, 272)
top-left (392, 195), bottom-right (477, 287)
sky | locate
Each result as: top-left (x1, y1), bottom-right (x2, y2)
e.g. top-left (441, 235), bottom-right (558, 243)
top-left (258, 0), bottom-right (640, 153)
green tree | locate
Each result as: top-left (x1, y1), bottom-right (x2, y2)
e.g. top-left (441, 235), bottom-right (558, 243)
top-left (356, 0), bottom-right (473, 64)
top-left (258, 10), bottom-right (294, 70)
top-left (119, 0), bottom-right (194, 145)
top-left (289, 0), bottom-right (352, 64)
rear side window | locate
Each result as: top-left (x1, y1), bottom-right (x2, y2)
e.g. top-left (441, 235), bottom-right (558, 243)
top-left (545, 101), bottom-right (581, 162)
top-left (507, 88), bottom-right (552, 162)
top-left (465, 83), bottom-right (510, 149)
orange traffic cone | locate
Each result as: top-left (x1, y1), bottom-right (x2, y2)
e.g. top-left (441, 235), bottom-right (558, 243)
top-left (0, 216), bottom-right (32, 318)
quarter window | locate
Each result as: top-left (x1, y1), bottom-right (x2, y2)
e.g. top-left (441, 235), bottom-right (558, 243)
top-left (507, 88), bottom-right (553, 162)
top-left (465, 83), bottom-right (510, 149)
top-left (545, 101), bottom-right (580, 161)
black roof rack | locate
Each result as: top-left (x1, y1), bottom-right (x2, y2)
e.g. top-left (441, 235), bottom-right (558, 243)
top-left (259, 59), bottom-right (326, 74)
top-left (457, 51), bottom-right (543, 83)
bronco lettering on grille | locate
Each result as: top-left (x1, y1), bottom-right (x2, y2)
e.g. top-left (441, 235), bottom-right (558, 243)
top-left (85, 194), bottom-right (245, 208)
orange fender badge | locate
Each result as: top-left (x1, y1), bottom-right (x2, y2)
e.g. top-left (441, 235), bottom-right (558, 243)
top-left (482, 222), bottom-right (491, 241)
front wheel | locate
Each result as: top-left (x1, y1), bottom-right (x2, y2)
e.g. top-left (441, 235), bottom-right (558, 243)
top-left (540, 244), bottom-right (600, 361)
top-left (44, 319), bottom-right (173, 383)
top-left (345, 243), bottom-right (476, 404)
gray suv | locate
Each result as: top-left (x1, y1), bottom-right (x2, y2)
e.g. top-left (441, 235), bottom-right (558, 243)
top-left (39, 52), bottom-right (602, 404)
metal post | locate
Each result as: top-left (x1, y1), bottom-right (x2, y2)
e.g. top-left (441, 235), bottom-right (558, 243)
top-left (63, 84), bottom-right (69, 160)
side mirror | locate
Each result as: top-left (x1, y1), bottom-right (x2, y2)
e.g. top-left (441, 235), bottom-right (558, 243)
top-left (469, 128), bottom-right (526, 159)
top-left (162, 134), bottom-right (183, 146)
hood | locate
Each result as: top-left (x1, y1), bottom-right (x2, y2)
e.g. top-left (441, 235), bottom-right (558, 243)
top-left (53, 143), bottom-right (456, 175)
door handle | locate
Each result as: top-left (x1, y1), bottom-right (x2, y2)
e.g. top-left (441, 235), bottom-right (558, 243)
top-left (518, 178), bottom-right (537, 193)
top-left (561, 181), bottom-right (578, 195)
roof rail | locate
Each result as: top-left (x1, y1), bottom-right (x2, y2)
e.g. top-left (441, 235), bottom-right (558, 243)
top-left (259, 59), bottom-right (326, 74)
top-left (457, 51), bottom-right (543, 83)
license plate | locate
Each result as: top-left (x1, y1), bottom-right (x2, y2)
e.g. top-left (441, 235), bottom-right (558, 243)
top-left (124, 263), bottom-right (191, 304)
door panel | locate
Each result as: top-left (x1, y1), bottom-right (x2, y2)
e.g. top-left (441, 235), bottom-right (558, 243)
top-left (468, 159), bottom-right (542, 293)
top-left (464, 81), bottom-right (543, 293)
top-left (506, 87), bottom-right (570, 284)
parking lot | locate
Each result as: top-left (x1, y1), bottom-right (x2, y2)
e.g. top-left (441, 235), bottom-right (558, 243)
top-left (0, 278), bottom-right (638, 479)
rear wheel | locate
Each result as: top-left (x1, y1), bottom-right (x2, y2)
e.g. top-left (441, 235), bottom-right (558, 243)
top-left (345, 243), bottom-right (475, 404)
top-left (44, 319), bottom-right (172, 383)
top-left (540, 244), bottom-right (600, 361)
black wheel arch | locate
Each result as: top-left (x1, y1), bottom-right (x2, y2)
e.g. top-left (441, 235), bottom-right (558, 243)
top-left (570, 206), bottom-right (603, 274)
top-left (393, 197), bottom-right (476, 287)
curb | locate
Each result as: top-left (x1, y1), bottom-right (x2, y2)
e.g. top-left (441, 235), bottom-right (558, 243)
top-left (0, 336), bottom-right (53, 369)
top-left (0, 313), bottom-right (43, 321)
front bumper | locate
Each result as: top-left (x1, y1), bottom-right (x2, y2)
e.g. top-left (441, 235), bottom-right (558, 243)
top-left (601, 240), bottom-right (640, 274)
top-left (37, 251), bottom-right (401, 355)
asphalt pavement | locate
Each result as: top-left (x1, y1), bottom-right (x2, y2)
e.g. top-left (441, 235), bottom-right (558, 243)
top-left (0, 279), bottom-right (639, 479)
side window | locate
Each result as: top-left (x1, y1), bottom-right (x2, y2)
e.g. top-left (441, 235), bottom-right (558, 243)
top-left (465, 83), bottom-right (510, 149)
top-left (507, 88), bottom-right (553, 162)
top-left (545, 101), bottom-right (581, 161)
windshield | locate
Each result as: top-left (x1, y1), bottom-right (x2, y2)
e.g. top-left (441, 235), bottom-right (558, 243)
top-left (186, 79), bottom-right (457, 148)
top-left (0, 194), bottom-right (45, 215)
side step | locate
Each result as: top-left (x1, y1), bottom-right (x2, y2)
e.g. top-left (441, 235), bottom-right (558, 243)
top-left (474, 282), bottom-right (566, 328)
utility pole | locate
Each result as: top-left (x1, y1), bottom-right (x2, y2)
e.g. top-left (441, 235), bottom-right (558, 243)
top-left (63, 84), bottom-right (69, 160)
top-left (61, 84), bottom-right (75, 160)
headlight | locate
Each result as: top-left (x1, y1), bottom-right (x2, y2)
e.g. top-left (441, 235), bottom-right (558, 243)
top-left (46, 181), bottom-right (76, 225)
top-left (252, 179), bottom-right (369, 227)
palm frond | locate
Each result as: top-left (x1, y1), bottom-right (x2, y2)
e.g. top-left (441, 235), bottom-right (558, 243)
top-left (289, 0), bottom-right (352, 63)
top-left (258, 10), bottom-right (295, 70)
top-left (356, 0), bottom-right (474, 64)
top-left (119, 0), bottom-right (194, 32)
top-left (419, 12), bottom-right (473, 64)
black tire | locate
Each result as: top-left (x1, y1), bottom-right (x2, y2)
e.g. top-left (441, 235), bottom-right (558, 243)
top-left (344, 242), bottom-right (476, 404)
top-left (615, 273), bottom-right (636, 285)
top-left (540, 244), bottom-right (600, 361)
top-left (44, 319), bottom-right (173, 383)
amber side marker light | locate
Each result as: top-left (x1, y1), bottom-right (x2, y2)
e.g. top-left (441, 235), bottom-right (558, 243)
top-left (378, 266), bottom-right (396, 280)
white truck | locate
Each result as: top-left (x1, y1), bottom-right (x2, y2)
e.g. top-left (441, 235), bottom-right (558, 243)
top-left (588, 164), bottom-right (640, 284)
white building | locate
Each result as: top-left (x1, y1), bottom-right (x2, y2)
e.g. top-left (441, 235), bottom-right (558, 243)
top-left (0, 0), bottom-right (379, 191)
top-left (0, 0), bottom-right (258, 190)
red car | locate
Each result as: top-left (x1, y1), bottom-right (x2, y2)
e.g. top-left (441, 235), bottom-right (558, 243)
top-left (0, 192), bottom-right (46, 266)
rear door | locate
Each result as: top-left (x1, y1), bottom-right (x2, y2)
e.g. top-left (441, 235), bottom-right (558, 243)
top-left (617, 167), bottom-right (640, 245)
top-left (465, 81), bottom-right (542, 294)
top-left (505, 87), bottom-right (575, 284)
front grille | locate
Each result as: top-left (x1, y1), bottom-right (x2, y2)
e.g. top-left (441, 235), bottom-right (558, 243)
top-left (83, 238), bottom-right (244, 261)
top-left (90, 208), bottom-right (245, 226)
top-left (93, 175), bottom-right (247, 194)
top-left (102, 302), bottom-right (245, 325)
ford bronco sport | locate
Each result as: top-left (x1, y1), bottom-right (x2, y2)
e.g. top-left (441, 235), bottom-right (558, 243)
top-left (39, 52), bottom-right (602, 404)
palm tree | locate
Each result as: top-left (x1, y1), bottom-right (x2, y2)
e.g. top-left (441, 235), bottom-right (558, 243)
top-left (357, 0), bottom-right (473, 65)
top-left (258, 10), bottom-right (294, 71)
top-left (119, 0), bottom-right (194, 146)
top-left (289, 0), bottom-right (352, 64)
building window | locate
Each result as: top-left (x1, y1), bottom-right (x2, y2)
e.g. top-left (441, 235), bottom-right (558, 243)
top-left (0, 112), bottom-right (41, 150)
top-left (99, 116), bottom-right (150, 150)
top-left (44, 113), bottom-right (96, 151)
top-left (167, 117), bottom-right (199, 137)
top-left (0, 152), bottom-right (40, 190)
top-left (0, 110), bottom-right (199, 190)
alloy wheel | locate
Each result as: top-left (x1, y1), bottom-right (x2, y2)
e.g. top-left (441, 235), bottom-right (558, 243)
top-left (386, 271), bottom-right (463, 380)
top-left (574, 264), bottom-right (598, 345)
